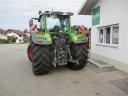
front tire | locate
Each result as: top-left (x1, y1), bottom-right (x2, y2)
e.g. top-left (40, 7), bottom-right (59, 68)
top-left (67, 43), bottom-right (88, 70)
top-left (31, 44), bottom-right (54, 75)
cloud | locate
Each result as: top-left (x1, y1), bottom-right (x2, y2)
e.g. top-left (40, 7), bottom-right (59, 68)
top-left (1, 0), bottom-right (85, 14)
top-left (0, 0), bottom-right (90, 30)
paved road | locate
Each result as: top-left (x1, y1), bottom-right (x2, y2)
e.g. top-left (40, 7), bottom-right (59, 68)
top-left (0, 44), bottom-right (128, 96)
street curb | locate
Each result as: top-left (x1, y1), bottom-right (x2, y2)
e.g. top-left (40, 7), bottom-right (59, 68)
top-left (88, 58), bottom-right (114, 69)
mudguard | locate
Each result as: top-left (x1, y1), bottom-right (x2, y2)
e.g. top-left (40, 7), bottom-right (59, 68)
top-left (30, 31), bottom-right (52, 45)
top-left (66, 31), bottom-right (88, 44)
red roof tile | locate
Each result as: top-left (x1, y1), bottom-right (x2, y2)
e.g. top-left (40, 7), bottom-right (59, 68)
top-left (0, 28), bottom-right (5, 33)
top-left (9, 29), bottom-right (26, 36)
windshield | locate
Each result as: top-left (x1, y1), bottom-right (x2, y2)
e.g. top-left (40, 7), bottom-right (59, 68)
top-left (46, 15), bottom-right (69, 32)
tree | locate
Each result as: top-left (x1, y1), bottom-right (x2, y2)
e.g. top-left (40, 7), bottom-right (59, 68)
top-left (23, 28), bottom-right (28, 33)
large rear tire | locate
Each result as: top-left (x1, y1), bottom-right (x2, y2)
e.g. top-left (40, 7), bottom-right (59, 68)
top-left (27, 43), bottom-right (33, 62)
top-left (31, 44), bottom-right (54, 75)
top-left (67, 43), bottom-right (88, 70)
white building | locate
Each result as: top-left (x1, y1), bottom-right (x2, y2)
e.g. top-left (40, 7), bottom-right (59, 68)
top-left (7, 32), bottom-right (24, 43)
top-left (79, 0), bottom-right (128, 73)
top-left (7, 29), bottom-right (26, 43)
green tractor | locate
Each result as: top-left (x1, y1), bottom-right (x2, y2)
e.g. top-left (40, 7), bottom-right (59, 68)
top-left (27, 11), bottom-right (89, 75)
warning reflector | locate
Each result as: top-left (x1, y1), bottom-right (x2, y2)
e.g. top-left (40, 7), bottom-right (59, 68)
top-left (79, 25), bottom-right (84, 31)
top-left (30, 24), bottom-right (37, 31)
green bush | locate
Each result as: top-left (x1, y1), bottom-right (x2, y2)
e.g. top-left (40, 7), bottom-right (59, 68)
top-left (23, 37), bottom-right (30, 43)
top-left (7, 36), bottom-right (16, 43)
top-left (0, 39), bottom-right (10, 44)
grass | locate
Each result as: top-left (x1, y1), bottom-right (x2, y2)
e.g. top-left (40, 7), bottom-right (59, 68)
top-left (0, 38), bottom-right (30, 44)
top-left (0, 39), bottom-right (10, 44)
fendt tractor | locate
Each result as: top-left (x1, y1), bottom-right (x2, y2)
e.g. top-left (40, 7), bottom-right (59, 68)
top-left (27, 11), bottom-right (89, 75)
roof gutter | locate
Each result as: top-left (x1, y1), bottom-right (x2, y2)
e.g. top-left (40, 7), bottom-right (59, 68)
top-left (78, 0), bottom-right (99, 15)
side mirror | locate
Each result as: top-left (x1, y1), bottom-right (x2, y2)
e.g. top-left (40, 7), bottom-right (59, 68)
top-left (74, 25), bottom-right (79, 32)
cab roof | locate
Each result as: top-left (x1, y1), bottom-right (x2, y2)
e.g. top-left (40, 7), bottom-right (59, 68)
top-left (43, 11), bottom-right (73, 16)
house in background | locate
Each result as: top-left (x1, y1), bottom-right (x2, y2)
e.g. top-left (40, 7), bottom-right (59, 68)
top-left (7, 29), bottom-right (26, 43)
top-left (79, 0), bottom-right (128, 73)
top-left (0, 28), bottom-right (8, 40)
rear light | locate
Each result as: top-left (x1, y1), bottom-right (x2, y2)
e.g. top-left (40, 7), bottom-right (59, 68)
top-left (36, 32), bottom-right (44, 34)
top-left (36, 40), bottom-right (43, 43)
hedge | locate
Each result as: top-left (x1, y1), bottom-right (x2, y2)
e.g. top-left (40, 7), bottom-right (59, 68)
top-left (0, 39), bottom-right (10, 44)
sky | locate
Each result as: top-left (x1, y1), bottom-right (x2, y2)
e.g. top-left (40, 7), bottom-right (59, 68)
top-left (0, 0), bottom-right (91, 31)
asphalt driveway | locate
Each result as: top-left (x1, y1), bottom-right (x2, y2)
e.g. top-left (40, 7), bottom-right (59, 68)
top-left (0, 44), bottom-right (128, 96)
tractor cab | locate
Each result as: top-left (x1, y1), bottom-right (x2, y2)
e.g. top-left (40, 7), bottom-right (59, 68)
top-left (29, 11), bottom-right (73, 33)
top-left (44, 12), bottom-right (73, 33)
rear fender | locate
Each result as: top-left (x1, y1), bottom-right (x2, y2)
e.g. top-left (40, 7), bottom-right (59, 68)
top-left (30, 31), bottom-right (52, 45)
top-left (66, 31), bottom-right (88, 44)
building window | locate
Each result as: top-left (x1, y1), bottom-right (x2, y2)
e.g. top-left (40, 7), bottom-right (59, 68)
top-left (99, 29), bottom-right (103, 43)
top-left (98, 24), bottom-right (119, 46)
top-left (112, 26), bottom-right (119, 44)
top-left (105, 27), bottom-right (111, 44)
